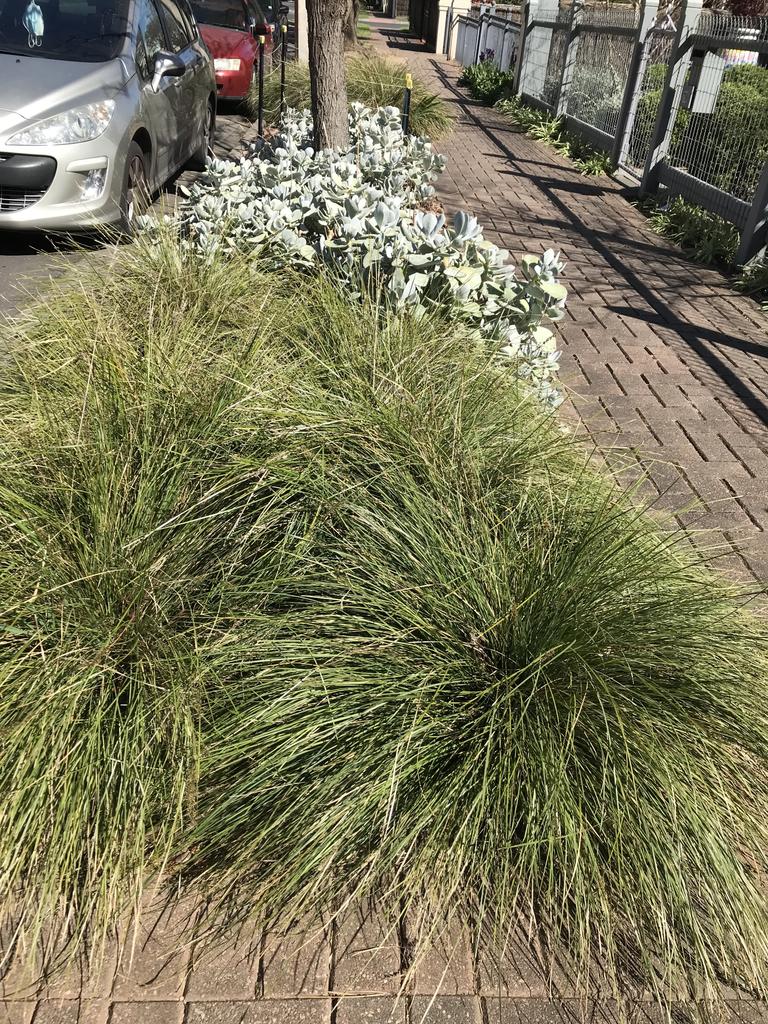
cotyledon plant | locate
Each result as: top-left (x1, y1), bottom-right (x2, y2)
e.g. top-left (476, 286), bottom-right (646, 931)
top-left (143, 103), bottom-right (567, 407)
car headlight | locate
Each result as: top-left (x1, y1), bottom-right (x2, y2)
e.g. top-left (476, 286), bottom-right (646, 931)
top-left (214, 58), bottom-right (242, 71)
top-left (8, 100), bottom-right (116, 147)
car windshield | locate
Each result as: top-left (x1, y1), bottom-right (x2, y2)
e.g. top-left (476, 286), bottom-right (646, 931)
top-left (190, 0), bottom-right (248, 30)
top-left (0, 0), bottom-right (130, 61)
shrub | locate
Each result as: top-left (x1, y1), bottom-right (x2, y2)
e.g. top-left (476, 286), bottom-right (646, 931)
top-left (736, 254), bottom-right (768, 309)
top-left (4, 230), bottom-right (768, 1009)
top-left (645, 195), bottom-right (739, 265)
top-left (680, 64), bottom-right (768, 200)
top-left (0, 234), bottom-right (308, 955)
top-left (151, 104), bottom-right (567, 407)
top-left (496, 97), bottom-right (614, 176)
top-left (628, 64), bottom-right (688, 166)
top-left (459, 58), bottom-right (516, 105)
top-left (253, 51), bottom-right (453, 139)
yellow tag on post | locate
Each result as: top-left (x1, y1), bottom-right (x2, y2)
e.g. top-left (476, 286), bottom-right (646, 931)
top-left (405, 73), bottom-right (413, 90)
top-left (259, 34), bottom-right (265, 43)
top-left (281, 22), bottom-right (287, 31)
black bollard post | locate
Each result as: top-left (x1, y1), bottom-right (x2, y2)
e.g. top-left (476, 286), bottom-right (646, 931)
top-left (401, 72), bottom-right (412, 135)
top-left (280, 22), bottom-right (288, 118)
top-left (257, 34), bottom-right (265, 138)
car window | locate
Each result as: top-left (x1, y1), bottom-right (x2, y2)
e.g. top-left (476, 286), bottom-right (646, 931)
top-left (135, 0), bottom-right (165, 78)
top-left (176, 0), bottom-right (198, 37)
top-left (0, 0), bottom-right (131, 61)
top-left (156, 0), bottom-right (191, 50)
top-left (190, 0), bottom-right (248, 31)
top-left (247, 0), bottom-right (273, 27)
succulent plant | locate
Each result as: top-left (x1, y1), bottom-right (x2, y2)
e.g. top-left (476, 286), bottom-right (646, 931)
top-left (142, 103), bottom-right (566, 406)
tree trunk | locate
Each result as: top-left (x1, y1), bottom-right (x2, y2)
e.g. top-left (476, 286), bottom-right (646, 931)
top-left (306, 0), bottom-right (349, 150)
top-left (343, 0), bottom-right (358, 47)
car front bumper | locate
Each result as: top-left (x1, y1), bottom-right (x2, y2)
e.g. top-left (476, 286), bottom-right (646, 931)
top-left (0, 133), bottom-right (125, 232)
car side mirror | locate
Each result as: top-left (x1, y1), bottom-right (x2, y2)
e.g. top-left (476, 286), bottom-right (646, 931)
top-left (151, 50), bottom-right (186, 92)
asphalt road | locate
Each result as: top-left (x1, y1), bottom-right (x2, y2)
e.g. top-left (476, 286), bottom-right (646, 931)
top-left (0, 104), bottom-right (253, 318)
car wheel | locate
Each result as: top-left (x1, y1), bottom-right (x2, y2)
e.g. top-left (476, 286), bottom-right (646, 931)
top-left (187, 102), bottom-right (215, 171)
top-left (120, 141), bottom-right (149, 233)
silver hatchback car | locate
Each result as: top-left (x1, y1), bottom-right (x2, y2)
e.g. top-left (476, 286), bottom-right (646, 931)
top-left (0, 0), bottom-right (216, 231)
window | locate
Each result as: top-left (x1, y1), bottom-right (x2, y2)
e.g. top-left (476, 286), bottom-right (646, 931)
top-left (0, 0), bottom-right (131, 61)
top-left (190, 0), bottom-right (248, 32)
top-left (176, 0), bottom-right (198, 38)
top-left (248, 0), bottom-right (274, 28)
top-left (135, 0), bottom-right (165, 77)
top-left (157, 0), bottom-right (191, 51)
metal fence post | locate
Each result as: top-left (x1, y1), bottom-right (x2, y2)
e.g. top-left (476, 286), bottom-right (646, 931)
top-left (555, 0), bottom-right (583, 118)
top-left (257, 34), bottom-right (265, 138)
top-left (612, 0), bottom-right (659, 167)
top-left (474, 5), bottom-right (483, 60)
top-left (737, 161), bottom-right (768, 266)
top-left (518, 0), bottom-right (556, 100)
top-left (279, 21), bottom-right (288, 118)
top-left (513, 0), bottom-right (531, 93)
top-left (639, 0), bottom-right (702, 195)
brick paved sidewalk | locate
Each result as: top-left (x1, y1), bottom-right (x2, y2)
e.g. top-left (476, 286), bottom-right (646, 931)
top-left (370, 20), bottom-right (768, 584)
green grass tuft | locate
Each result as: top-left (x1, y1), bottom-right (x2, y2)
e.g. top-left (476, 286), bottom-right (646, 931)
top-left (253, 51), bottom-right (453, 139)
top-left (2, 232), bottom-right (768, 1008)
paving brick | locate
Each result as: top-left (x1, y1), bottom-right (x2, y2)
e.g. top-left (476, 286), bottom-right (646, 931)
top-left (332, 912), bottom-right (400, 996)
top-left (409, 921), bottom-right (473, 997)
top-left (184, 1004), bottom-right (252, 1024)
top-left (409, 995), bottom-right (482, 1023)
top-left (474, 936), bottom-right (548, 1000)
top-left (113, 906), bottom-right (193, 1002)
top-left (333, 997), bottom-right (406, 1023)
top-left (728, 1001), bottom-right (768, 1024)
top-left (186, 931), bottom-right (260, 1001)
top-left (40, 954), bottom-right (116, 1002)
top-left (261, 923), bottom-right (330, 998)
top-left (110, 1001), bottom-right (183, 1024)
top-left (481, 999), bottom-right (656, 1024)
top-left (0, 960), bottom-right (42, 1003)
top-left (187, 1001), bottom-right (331, 1024)
top-left (0, 1004), bottom-right (33, 1024)
top-left (29, 1001), bottom-right (108, 1024)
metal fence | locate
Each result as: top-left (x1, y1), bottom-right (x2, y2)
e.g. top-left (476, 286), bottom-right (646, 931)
top-left (455, 4), bottom-right (521, 70)
top-left (454, 0), bottom-right (768, 263)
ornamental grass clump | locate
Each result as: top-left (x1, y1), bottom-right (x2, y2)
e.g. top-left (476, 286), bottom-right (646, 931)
top-left (1, 235), bottom-right (768, 1010)
top-left (255, 51), bottom-right (453, 139)
top-left (184, 274), bottom-right (768, 1008)
top-left (0, 236), bottom-right (313, 959)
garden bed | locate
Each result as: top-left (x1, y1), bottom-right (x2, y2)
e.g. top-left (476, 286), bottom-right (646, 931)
top-left (1, 102), bottom-right (768, 1015)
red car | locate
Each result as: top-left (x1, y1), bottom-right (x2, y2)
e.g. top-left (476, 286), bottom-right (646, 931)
top-left (192, 0), bottom-right (276, 101)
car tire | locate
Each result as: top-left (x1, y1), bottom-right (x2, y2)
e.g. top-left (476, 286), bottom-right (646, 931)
top-left (187, 101), bottom-right (215, 171)
top-left (119, 140), bottom-right (150, 234)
